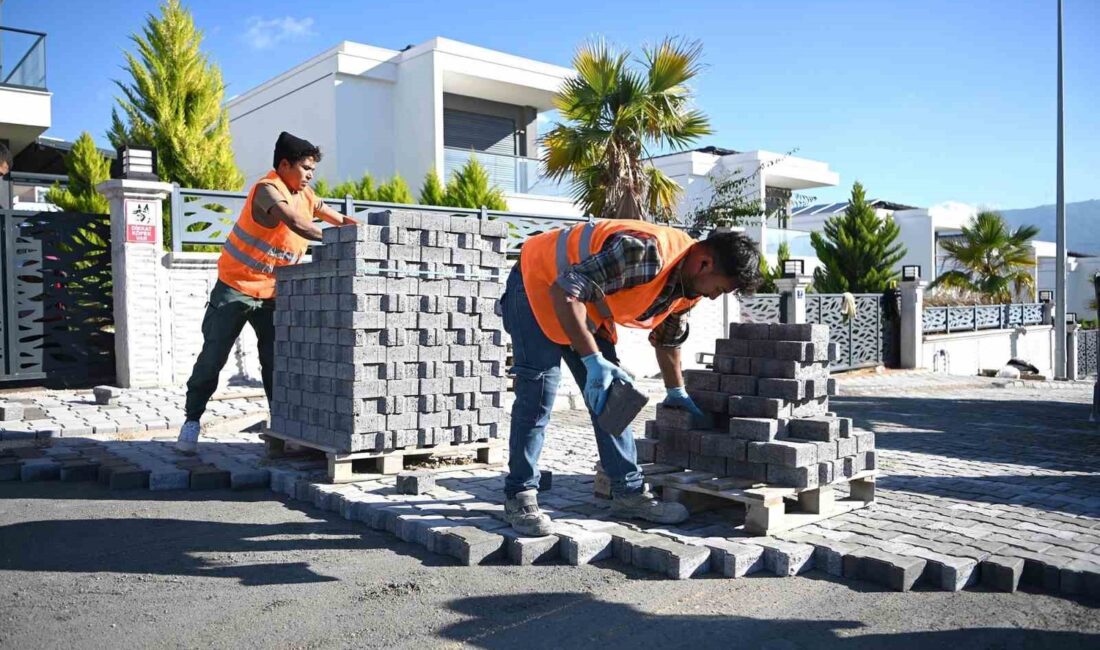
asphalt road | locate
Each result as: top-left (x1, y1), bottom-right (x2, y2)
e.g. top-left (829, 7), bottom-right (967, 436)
top-left (1, 481), bottom-right (1097, 650)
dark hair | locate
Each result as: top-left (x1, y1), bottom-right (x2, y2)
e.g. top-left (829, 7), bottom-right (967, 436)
top-left (272, 131), bottom-right (322, 169)
top-left (701, 230), bottom-right (763, 293)
top-left (0, 142), bottom-right (11, 171)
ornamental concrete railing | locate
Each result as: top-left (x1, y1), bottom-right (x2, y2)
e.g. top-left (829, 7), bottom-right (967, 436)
top-left (922, 303), bottom-right (1045, 334)
top-left (170, 185), bottom-right (591, 256)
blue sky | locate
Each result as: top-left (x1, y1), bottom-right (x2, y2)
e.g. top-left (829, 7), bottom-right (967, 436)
top-left (6, 0), bottom-right (1098, 209)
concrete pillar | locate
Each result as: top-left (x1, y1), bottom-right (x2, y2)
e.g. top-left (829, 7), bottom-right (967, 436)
top-left (1066, 323), bottom-right (1080, 380)
top-left (98, 179), bottom-right (174, 388)
top-left (899, 279), bottom-right (927, 369)
top-left (775, 275), bottom-right (812, 324)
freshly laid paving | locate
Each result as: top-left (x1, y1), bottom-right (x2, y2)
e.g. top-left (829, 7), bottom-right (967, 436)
top-left (0, 371), bottom-right (1097, 599)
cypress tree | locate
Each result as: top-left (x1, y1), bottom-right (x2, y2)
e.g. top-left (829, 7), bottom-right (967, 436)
top-left (45, 132), bottom-right (111, 214)
top-left (444, 157), bottom-right (506, 210)
top-left (418, 169), bottom-right (447, 206)
top-left (376, 173), bottom-right (416, 204)
top-left (109, 0), bottom-right (243, 192)
top-left (810, 181), bottom-right (906, 293)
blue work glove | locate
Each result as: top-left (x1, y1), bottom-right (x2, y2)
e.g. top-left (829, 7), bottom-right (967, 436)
top-left (581, 353), bottom-right (633, 415)
top-left (663, 386), bottom-right (709, 427)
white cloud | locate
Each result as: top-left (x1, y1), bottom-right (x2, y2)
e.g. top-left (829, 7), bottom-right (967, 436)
top-left (243, 16), bottom-right (316, 51)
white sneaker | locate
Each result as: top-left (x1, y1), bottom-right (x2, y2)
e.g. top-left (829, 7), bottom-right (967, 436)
top-left (176, 420), bottom-right (201, 454)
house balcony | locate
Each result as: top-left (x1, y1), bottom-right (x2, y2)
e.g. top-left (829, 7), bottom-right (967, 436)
top-left (443, 147), bottom-right (572, 199)
top-left (0, 26), bottom-right (51, 155)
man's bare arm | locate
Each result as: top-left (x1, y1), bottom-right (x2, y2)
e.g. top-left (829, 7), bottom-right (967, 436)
top-left (269, 201), bottom-right (323, 241)
top-left (654, 346), bottom-right (684, 389)
top-left (315, 203), bottom-right (357, 226)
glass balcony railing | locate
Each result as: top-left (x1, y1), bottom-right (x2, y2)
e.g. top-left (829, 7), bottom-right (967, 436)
top-left (443, 147), bottom-right (572, 198)
top-left (0, 26), bottom-right (47, 90)
top-left (766, 227), bottom-right (817, 258)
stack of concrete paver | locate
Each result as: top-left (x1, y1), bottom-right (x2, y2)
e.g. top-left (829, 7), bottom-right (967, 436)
top-left (638, 322), bottom-right (876, 489)
top-left (268, 209), bottom-right (509, 454)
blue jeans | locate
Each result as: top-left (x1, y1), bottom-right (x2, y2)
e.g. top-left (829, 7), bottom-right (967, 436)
top-left (500, 265), bottom-right (644, 498)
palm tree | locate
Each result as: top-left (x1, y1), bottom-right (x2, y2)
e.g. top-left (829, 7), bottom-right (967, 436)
top-left (932, 211), bottom-right (1040, 303)
top-left (542, 38), bottom-right (711, 222)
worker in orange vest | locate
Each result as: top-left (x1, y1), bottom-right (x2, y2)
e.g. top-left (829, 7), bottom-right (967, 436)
top-left (176, 132), bottom-right (356, 453)
top-left (500, 220), bottom-right (762, 535)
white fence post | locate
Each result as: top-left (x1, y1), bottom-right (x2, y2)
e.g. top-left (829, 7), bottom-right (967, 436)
top-left (98, 178), bottom-right (175, 388)
top-left (1067, 323), bottom-right (1080, 380)
top-left (774, 275), bottom-right (811, 324)
top-left (900, 279), bottom-right (926, 369)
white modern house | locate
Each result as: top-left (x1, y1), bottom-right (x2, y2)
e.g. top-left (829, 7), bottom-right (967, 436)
top-left (659, 146), bottom-right (840, 274)
top-left (226, 37), bottom-right (578, 217)
top-left (0, 0), bottom-right (52, 209)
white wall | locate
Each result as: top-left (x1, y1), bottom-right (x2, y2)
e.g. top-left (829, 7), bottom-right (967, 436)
top-left (227, 55), bottom-right (338, 184)
top-left (922, 325), bottom-right (1054, 377)
top-left (164, 253), bottom-right (263, 388)
top-left (1038, 256), bottom-right (1100, 321)
top-left (894, 211), bottom-right (935, 281)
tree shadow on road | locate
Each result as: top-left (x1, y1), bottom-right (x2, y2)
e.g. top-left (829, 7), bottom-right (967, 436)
top-left (438, 591), bottom-right (1100, 649)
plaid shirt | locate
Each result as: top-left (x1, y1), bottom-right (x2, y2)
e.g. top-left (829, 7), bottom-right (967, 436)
top-left (555, 231), bottom-right (692, 347)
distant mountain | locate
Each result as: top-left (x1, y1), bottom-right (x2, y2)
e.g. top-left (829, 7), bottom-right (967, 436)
top-left (997, 199), bottom-right (1100, 256)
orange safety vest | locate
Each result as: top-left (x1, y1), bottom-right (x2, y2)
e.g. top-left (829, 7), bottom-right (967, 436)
top-left (519, 220), bottom-right (702, 345)
top-left (217, 171), bottom-right (314, 299)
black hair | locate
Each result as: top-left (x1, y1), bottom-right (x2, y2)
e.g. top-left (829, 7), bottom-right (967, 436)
top-left (701, 230), bottom-right (763, 293)
top-left (0, 142), bottom-right (11, 172)
top-left (272, 131), bottom-right (322, 170)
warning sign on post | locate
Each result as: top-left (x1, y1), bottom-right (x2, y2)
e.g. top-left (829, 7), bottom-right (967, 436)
top-left (124, 199), bottom-right (157, 244)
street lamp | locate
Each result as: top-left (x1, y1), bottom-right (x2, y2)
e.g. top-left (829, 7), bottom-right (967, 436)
top-left (1039, 290), bottom-right (1054, 303)
top-left (902, 265), bottom-right (921, 281)
top-left (111, 145), bottom-right (158, 181)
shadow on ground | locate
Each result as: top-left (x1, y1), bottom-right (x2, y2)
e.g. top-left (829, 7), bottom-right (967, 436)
top-left (0, 481), bottom-right (451, 585)
top-left (438, 591), bottom-right (1100, 649)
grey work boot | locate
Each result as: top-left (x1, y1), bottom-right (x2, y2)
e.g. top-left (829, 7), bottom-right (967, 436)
top-left (504, 489), bottom-right (553, 536)
top-left (610, 490), bottom-right (689, 525)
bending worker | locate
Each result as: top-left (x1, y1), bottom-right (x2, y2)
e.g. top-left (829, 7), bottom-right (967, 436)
top-left (176, 132), bottom-right (357, 452)
top-left (500, 220), bottom-right (762, 535)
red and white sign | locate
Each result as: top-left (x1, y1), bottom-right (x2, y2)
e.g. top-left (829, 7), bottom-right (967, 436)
top-left (124, 199), bottom-right (157, 244)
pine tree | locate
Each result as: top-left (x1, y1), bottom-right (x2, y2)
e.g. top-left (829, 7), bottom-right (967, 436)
top-left (311, 179), bottom-right (334, 198)
top-left (44, 132), bottom-right (111, 214)
top-left (444, 157), bottom-right (507, 210)
top-left (810, 181), bottom-right (906, 293)
top-left (418, 169), bottom-right (447, 206)
top-left (109, 0), bottom-right (243, 193)
top-left (376, 174), bottom-right (416, 204)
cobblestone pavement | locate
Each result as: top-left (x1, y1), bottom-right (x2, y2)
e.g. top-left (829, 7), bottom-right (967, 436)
top-left (1, 371), bottom-right (1098, 599)
top-left (0, 386), bottom-right (268, 441)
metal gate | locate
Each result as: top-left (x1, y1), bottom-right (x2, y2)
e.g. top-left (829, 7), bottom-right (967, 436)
top-left (1079, 329), bottom-right (1098, 378)
top-left (0, 210), bottom-right (115, 385)
top-left (806, 293), bottom-right (894, 371)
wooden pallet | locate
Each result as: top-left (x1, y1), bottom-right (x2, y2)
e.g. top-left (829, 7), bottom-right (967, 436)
top-left (261, 429), bottom-right (505, 483)
top-left (650, 469), bottom-right (878, 535)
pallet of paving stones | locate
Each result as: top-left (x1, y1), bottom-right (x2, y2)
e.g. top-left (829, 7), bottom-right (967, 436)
top-left (630, 321), bottom-right (878, 534)
top-left (261, 428), bottom-right (505, 482)
top-left (266, 208), bottom-right (509, 473)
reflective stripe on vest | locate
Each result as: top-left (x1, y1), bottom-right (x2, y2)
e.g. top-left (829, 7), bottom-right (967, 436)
top-left (554, 221), bottom-right (613, 332)
top-left (223, 238), bottom-right (275, 274)
top-left (230, 223), bottom-right (300, 264)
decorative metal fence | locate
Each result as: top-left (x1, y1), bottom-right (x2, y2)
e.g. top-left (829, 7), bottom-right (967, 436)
top-left (1079, 329), bottom-right (1098, 377)
top-left (170, 186), bottom-right (590, 256)
top-left (739, 294), bottom-right (783, 324)
top-left (0, 210), bottom-right (115, 385)
top-left (922, 303), bottom-right (1044, 334)
top-left (807, 293), bottom-right (894, 371)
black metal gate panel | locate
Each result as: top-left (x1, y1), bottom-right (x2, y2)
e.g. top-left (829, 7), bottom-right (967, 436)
top-left (806, 293), bottom-right (890, 371)
top-left (1079, 330), bottom-right (1098, 377)
top-left (739, 294), bottom-right (783, 323)
top-left (0, 210), bottom-right (115, 385)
